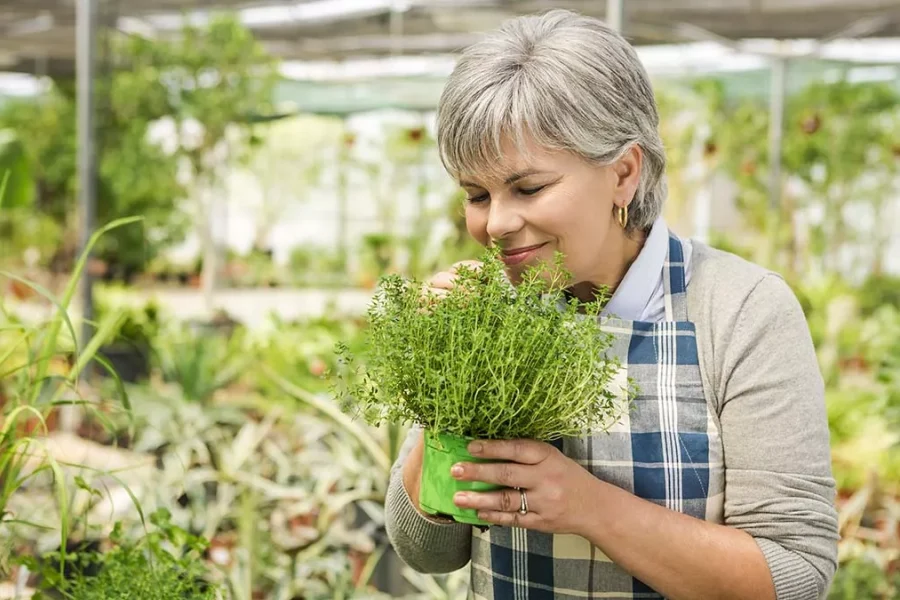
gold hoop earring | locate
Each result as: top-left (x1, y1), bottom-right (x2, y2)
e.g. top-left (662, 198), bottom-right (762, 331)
top-left (617, 205), bottom-right (629, 229)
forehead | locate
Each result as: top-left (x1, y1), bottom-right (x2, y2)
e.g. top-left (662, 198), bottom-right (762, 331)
top-left (457, 142), bottom-right (588, 190)
top-left (456, 135), bottom-right (563, 187)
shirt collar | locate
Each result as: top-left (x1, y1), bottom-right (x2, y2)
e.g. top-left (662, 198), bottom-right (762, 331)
top-left (603, 216), bottom-right (668, 320)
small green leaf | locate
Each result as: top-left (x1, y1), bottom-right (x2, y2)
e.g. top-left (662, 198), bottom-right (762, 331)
top-left (74, 475), bottom-right (102, 498)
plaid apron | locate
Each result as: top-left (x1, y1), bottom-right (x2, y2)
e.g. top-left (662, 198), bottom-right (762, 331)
top-left (468, 233), bottom-right (725, 599)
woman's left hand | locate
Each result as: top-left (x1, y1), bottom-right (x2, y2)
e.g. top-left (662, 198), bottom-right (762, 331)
top-left (451, 439), bottom-right (600, 535)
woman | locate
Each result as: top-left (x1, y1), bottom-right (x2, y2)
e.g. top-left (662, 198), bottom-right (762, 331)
top-left (384, 9), bottom-right (838, 600)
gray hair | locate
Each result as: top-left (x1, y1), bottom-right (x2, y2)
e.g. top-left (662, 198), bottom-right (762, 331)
top-left (436, 9), bottom-right (667, 232)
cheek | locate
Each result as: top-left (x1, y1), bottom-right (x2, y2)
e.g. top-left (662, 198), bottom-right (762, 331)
top-left (555, 205), bottom-right (600, 245)
top-left (557, 204), bottom-right (613, 267)
top-left (465, 206), bottom-right (490, 245)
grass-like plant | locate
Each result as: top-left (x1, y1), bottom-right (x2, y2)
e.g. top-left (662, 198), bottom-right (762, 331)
top-left (0, 170), bottom-right (141, 578)
top-left (334, 247), bottom-right (630, 442)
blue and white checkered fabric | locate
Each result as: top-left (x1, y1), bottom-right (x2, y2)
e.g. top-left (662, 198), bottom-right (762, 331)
top-left (468, 233), bottom-right (725, 599)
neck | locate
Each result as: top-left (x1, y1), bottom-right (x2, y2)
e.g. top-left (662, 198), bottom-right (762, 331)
top-left (567, 227), bottom-right (648, 304)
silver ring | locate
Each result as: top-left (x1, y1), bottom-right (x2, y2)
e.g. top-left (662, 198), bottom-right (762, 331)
top-left (517, 488), bottom-right (529, 515)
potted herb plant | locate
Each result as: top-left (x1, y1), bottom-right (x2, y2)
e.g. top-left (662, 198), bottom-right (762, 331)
top-left (334, 249), bottom-right (631, 525)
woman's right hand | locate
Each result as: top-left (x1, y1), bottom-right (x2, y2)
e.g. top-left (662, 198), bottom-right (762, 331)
top-left (420, 260), bottom-right (483, 303)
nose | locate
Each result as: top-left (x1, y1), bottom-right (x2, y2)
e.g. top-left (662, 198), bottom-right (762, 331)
top-left (485, 198), bottom-right (524, 241)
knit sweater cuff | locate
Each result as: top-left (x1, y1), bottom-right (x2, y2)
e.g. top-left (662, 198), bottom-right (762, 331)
top-left (756, 537), bottom-right (824, 600)
top-left (385, 471), bottom-right (471, 573)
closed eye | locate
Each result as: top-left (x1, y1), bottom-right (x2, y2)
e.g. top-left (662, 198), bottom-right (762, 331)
top-left (519, 186), bottom-right (545, 196)
top-left (466, 185), bottom-right (544, 204)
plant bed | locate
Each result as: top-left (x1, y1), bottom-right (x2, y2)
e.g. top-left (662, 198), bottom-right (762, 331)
top-left (335, 248), bottom-right (633, 525)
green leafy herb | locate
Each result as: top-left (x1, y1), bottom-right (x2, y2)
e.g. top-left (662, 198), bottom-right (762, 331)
top-left (21, 508), bottom-right (220, 600)
top-left (334, 247), bottom-right (632, 440)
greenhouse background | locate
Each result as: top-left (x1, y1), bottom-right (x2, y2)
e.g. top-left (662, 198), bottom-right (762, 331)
top-left (1, 0), bottom-right (899, 598)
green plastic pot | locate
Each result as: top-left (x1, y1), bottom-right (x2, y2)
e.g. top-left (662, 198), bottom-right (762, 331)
top-left (419, 430), bottom-right (503, 526)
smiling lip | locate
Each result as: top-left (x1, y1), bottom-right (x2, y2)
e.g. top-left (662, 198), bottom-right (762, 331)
top-left (501, 243), bottom-right (547, 266)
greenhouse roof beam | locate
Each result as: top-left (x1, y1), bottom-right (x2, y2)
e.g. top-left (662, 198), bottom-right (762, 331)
top-left (2, 0), bottom-right (900, 76)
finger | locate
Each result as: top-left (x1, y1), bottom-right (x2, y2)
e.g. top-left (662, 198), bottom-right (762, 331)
top-left (426, 271), bottom-right (457, 290)
top-left (452, 461), bottom-right (534, 488)
top-left (467, 439), bottom-right (553, 465)
top-left (417, 282), bottom-right (448, 300)
top-left (424, 287), bottom-right (448, 297)
top-left (416, 287), bottom-right (448, 315)
top-left (453, 488), bottom-right (524, 513)
top-left (477, 510), bottom-right (540, 530)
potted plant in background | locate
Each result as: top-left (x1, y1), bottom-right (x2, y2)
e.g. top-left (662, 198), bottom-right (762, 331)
top-left (94, 300), bottom-right (161, 384)
top-left (333, 249), bottom-right (633, 525)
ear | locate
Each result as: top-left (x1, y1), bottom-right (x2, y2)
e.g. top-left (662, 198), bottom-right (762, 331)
top-left (612, 145), bottom-right (643, 209)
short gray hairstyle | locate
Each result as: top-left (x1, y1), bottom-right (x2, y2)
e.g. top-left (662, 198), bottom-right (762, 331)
top-left (436, 9), bottom-right (667, 232)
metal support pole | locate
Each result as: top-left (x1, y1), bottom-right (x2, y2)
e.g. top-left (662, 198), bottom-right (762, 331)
top-left (390, 0), bottom-right (408, 56)
top-left (338, 122), bottom-right (349, 275)
top-left (607, 0), bottom-right (624, 33)
top-left (76, 0), bottom-right (98, 350)
top-left (768, 55), bottom-right (787, 211)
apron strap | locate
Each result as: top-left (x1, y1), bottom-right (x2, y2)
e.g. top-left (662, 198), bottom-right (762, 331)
top-left (664, 233), bottom-right (690, 322)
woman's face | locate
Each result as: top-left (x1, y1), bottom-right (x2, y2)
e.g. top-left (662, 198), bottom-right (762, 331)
top-left (459, 136), bottom-right (642, 292)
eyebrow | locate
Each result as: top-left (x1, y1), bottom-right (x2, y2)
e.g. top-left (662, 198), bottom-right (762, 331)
top-left (459, 170), bottom-right (543, 188)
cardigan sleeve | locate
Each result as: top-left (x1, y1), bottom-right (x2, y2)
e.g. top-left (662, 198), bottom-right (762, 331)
top-left (714, 273), bottom-right (839, 599)
top-left (384, 426), bottom-right (473, 573)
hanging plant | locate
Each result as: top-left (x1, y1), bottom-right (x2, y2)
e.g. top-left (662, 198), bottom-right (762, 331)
top-left (333, 248), bottom-right (633, 524)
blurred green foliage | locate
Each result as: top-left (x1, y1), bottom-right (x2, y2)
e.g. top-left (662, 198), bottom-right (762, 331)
top-left (0, 14), bottom-right (278, 277)
top-left (697, 74), bottom-right (900, 280)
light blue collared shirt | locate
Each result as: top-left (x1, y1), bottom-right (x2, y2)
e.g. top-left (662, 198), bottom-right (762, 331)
top-left (603, 217), bottom-right (692, 323)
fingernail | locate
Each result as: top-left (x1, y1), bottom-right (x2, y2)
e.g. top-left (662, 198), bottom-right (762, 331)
top-left (451, 464), bottom-right (464, 478)
top-left (454, 492), bottom-right (468, 504)
top-left (468, 442), bottom-right (483, 455)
